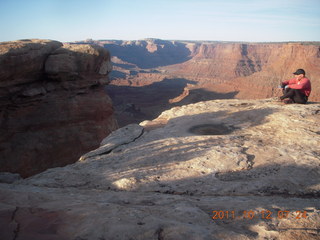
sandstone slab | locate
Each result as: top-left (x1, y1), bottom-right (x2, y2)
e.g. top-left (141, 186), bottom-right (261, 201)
top-left (80, 124), bottom-right (144, 161)
top-left (0, 99), bottom-right (319, 239)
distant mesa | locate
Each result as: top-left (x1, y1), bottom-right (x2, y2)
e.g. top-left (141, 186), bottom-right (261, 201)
top-left (100, 39), bottom-right (192, 69)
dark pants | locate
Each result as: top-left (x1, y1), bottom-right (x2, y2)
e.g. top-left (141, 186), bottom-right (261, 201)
top-left (280, 88), bottom-right (308, 104)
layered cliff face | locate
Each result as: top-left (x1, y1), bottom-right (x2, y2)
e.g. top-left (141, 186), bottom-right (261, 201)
top-left (1, 99), bottom-right (319, 239)
top-left (102, 39), bottom-right (320, 101)
top-left (0, 39), bottom-right (118, 177)
top-left (180, 42), bottom-right (320, 100)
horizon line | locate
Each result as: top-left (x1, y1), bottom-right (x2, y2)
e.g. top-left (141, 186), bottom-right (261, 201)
top-left (72, 38), bottom-right (320, 45)
top-left (2, 38), bottom-right (320, 45)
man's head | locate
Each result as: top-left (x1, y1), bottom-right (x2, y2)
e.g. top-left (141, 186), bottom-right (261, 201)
top-left (293, 69), bottom-right (305, 80)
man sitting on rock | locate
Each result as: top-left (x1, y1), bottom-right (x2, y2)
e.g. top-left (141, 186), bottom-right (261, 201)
top-left (279, 69), bottom-right (311, 104)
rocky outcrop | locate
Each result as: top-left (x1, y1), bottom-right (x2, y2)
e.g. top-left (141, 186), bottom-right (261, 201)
top-left (0, 39), bottom-right (63, 87)
top-left (0, 39), bottom-right (118, 177)
top-left (0, 99), bottom-right (319, 239)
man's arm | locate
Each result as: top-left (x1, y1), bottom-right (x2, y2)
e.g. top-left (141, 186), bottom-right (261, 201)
top-left (281, 78), bottom-right (295, 88)
top-left (288, 78), bottom-right (309, 89)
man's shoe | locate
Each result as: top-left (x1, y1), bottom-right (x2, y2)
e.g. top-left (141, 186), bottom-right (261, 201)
top-left (283, 99), bottom-right (293, 104)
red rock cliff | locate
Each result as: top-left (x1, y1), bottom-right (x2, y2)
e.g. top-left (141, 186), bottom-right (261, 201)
top-left (168, 42), bottom-right (320, 101)
top-left (0, 39), bottom-right (118, 177)
top-left (102, 39), bottom-right (320, 101)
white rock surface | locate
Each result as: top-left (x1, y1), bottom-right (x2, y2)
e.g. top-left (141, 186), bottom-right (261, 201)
top-left (79, 124), bottom-right (144, 161)
top-left (1, 98), bottom-right (319, 240)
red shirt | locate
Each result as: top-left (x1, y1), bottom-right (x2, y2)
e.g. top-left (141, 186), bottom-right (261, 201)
top-left (282, 77), bottom-right (311, 96)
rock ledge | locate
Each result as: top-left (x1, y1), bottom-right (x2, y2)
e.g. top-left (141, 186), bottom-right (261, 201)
top-left (0, 98), bottom-right (319, 239)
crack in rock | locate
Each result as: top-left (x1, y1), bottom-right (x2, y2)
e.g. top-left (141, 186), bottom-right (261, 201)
top-left (11, 207), bottom-right (20, 240)
top-left (242, 147), bottom-right (255, 170)
top-left (155, 227), bottom-right (164, 240)
top-left (79, 124), bottom-right (144, 161)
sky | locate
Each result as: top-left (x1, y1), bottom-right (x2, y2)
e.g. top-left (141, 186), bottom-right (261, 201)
top-left (0, 0), bottom-right (319, 42)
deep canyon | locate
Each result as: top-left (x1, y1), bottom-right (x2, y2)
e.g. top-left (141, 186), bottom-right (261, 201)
top-left (89, 39), bottom-right (320, 126)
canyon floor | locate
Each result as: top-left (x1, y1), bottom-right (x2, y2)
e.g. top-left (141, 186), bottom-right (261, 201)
top-left (1, 98), bottom-right (319, 240)
top-left (106, 76), bottom-right (240, 127)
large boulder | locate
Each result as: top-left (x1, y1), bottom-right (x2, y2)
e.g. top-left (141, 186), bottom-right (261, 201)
top-left (45, 43), bottom-right (112, 82)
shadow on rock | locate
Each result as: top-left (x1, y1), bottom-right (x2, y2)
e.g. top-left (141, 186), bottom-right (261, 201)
top-left (107, 78), bottom-right (239, 127)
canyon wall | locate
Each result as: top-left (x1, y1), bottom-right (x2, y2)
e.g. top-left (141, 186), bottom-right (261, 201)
top-left (0, 39), bottom-right (118, 177)
top-left (101, 39), bottom-right (320, 101)
top-left (178, 42), bottom-right (320, 100)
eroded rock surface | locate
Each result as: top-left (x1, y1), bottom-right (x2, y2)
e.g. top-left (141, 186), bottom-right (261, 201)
top-left (0, 39), bottom-right (118, 177)
top-left (0, 99), bottom-right (319, 239)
